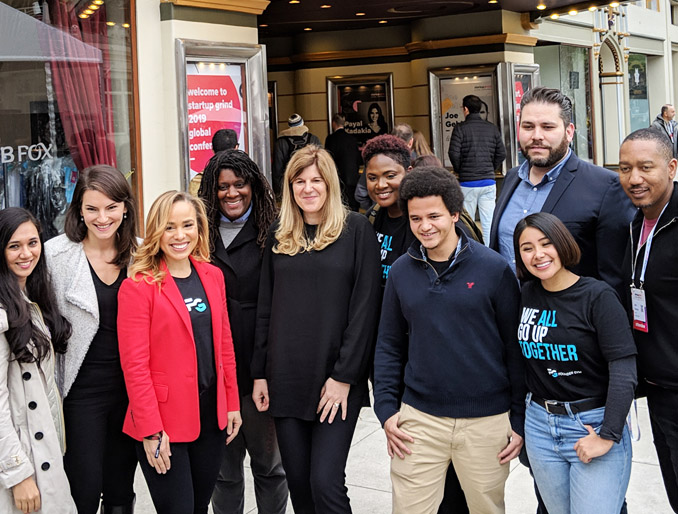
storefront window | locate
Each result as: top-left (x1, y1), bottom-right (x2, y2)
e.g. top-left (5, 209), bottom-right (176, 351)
top-left (0, 0), bottom-right (136, 238)
top-left (628, 54), bottom-right (650, 133)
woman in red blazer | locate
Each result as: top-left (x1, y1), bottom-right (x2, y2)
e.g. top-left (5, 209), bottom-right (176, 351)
top-left (118, 191), bottom-right (241, 514)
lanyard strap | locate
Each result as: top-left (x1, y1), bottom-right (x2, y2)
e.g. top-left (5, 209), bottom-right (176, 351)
top-left (630, 203), bottom-right (669, 287)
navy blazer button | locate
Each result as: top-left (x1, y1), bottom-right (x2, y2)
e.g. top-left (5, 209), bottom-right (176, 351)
top-left (41, 462), bottom-right (50, 471)
top-left (35, 432), bottom-right (43, 440)
top-left (22, 372), bottom-right (31, 381)
top-left (28, 401), bottom-right (37, 410)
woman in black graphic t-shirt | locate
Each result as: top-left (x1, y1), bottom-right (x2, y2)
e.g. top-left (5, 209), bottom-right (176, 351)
top-left (514, 212), bottom-right (637, 514)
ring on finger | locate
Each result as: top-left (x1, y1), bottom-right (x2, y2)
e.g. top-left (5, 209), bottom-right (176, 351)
top-left (333, 402), bottom-right (340, 408)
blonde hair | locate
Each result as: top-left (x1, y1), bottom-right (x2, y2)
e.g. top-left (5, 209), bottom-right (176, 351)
top-left (129, 191), bottom-right (210, 286)
top-left (274, 145), bottom-right (347, 255)
top-left (412, 130), bottom-right (433, 156)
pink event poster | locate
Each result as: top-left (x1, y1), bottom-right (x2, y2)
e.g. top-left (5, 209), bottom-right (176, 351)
top-left (187, 68), bottom-right (244, 175)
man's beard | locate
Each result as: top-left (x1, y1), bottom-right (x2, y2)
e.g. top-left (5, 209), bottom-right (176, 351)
top-left (520, 136), bottom-right (571, 168)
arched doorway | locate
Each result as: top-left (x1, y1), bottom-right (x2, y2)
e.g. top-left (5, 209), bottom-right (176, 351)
top-left (598, 37), bottom-right (625, 167)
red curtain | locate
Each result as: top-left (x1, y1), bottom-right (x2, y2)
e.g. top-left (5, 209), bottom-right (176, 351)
top-left (47, 0), bottom-right (116, 170)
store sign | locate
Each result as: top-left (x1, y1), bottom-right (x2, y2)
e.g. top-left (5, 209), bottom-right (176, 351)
top-left (186, 63), bottom-right (245, 176)
top-left (0, 143), bottom-right (54, 164)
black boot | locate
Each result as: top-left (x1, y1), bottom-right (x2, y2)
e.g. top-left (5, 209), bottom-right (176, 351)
top-left (100, 495), bottom-right (135, 514)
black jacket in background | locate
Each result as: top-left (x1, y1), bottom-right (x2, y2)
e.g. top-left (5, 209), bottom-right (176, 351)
top-left (622, 182), bottom-right (678, 389)
top-left (325, 128), bottom-right (362, 187)
top-left (210, 216), bottom-right (263, 396)
top-left (448, 113), bottom-right (506, 181)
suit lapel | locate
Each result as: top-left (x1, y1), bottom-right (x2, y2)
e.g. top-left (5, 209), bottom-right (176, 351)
top-left (541, 153), bottom-right (578, 213)
top-left (160, 260), bottom-right (194, 338)
top-left (213, 216), bottom-right (257, 270)
top-left (64, 246), bottom-right (99, 320)
top-left (491, 171), bottom-right (521, 247)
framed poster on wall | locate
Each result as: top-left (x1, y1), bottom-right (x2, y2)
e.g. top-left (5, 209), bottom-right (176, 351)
top-left (176, 40), bottom-right (269, 190)
top-left (428, 66), bottom-right (499, 169)
top-left (327, 74), bottom-right (394, 147)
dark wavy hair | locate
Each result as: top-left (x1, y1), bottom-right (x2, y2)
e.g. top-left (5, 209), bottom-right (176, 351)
top-left (520, 86), bottom-right (573, 128)
top-left (198, 150), bottom-right (278, 250)
top-left (362, 134), bottom-right (411, 170)
top-left (63, 165), bottom-right (138, 267)
top-left (399, 167), bottom-right (464, 217)
top-left (513, 212), bottom-right (581, 282)
top-left (0, 208), bottom-right (71, 363)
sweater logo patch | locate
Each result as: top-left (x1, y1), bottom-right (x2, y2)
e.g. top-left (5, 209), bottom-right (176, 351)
top-left (466, 282), bottom-right (474, 289)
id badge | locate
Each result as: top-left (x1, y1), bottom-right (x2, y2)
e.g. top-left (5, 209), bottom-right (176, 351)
top-left (631, 287), bottom-right (648, 333)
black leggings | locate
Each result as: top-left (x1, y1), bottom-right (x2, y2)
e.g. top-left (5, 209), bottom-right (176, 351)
top-left (137, 387), bottom-right (225, 514)
top-left (63, 382), bottom-right (137, 513)
top-left (274, 388), bottom-right (364, 514)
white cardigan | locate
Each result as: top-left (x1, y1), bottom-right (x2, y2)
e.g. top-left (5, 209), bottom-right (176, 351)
top-left (44, 234), bottom-right (100, 398)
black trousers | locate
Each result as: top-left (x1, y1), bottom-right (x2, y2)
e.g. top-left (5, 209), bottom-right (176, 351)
top-left (137, 387), bottom-right (225, 514)
top-left (273, 389), bottom-right (364, 514)
top-left (648, 383), bottom-right (678, 513)
top-left (63, 380), bottom-right (137, 514)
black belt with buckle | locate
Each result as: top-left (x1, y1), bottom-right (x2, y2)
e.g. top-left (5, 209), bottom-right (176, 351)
top-left (532, 396), bottom-right (605, 415)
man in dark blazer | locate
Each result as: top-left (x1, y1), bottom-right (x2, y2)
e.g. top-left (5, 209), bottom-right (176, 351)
top-left (325, 113), bottom-right (363, 211)
top-left (490, 86), bottom-right (634, 514)
top-left (490, 86), bottom-right (634, 298)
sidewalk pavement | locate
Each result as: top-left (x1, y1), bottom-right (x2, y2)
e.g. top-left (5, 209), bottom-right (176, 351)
top-left (134, 398), bottom-right (671, 513)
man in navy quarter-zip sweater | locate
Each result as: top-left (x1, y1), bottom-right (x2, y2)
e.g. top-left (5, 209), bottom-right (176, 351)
top-left (374, 167), bottom-right (525, 514)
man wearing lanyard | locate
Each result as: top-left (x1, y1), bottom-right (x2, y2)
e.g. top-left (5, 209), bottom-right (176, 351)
top-left (619, 127), bottom-right (678, 512)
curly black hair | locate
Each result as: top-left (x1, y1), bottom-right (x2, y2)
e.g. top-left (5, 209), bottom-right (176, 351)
top-left (198, 150), bottom-right (277, 250)
top-left (362, 134), bottom-right (411, 170)
top-left (399, 167), bottom-right (464, 217)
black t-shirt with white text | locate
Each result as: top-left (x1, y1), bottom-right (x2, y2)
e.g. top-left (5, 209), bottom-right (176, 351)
top-left (518, 277), bottom-right (636, 402)
top-left (372, 208), bottom-right (415, 286)
top-left (174, 266), bottom-right (216, 393)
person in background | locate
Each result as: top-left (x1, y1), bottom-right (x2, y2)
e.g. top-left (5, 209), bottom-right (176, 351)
top-left (514, 212), bottom-right (636, 514)
top-left (198, 150), bottom-right (289, 514)
top-left (46, 165), bottom-right (138, 514)
top-left (325, 113), bottom-right (363, 211)
top-left (650, 104), bottom-right (678, 158)
top-left (619, 128), bottom-right (678, 512)
top-left (272, 114), bottom-right (322, 199)
top-left (0, 207), bottom-right (76, 514)
top-left (448, 94), bottom-right (506, 246)
top-left (252, 145), bottom-right (381, 514)
top-left (118, 191), bottom-right (241, 514)
top-left (412, 130), bottom-right (434, 158)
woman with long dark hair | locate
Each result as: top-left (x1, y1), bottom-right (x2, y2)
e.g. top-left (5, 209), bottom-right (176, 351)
top-left (45, 165), bottom-right (138, 514)
top-left (0, 207), bottom-right (75, 514)
top-left (367, 103), bottom-right (388, 136)
top-left (252, 145), bottom-right (381, 513)
top-left (118, 191), bottom-right (241, 514)
top-left (514, 212), bottom-right (637, 514)
top-left (198, 150), bottom-right (288, 514)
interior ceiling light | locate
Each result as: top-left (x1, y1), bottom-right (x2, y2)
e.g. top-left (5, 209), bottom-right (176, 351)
top-left (122, 22), bottom-right (130, 27)
top-left (304, 27), bottom-right (312, 30)
top-left (609, 1), bottom-right (619, 5)
top-left (488, 0), bottom-right (498, 3)
top-left (89, 4), bottom-right (100, 9)
top-left (588, 5), bottom-right (597, 10)
top-left (78, 13), bottom-right (88, 18)
top-left (289, 0), bottom-right (300, 3)
top-left (83, 9), bottom-right (94, 14)
top-left (93, 0), bottom-right (104, 4)
top-left (550, 12), bottom-right (559, 18)
top-left (568, 8), bottom-right (577, 14)
top-left (356, 12), bottom-right (366, 16)
top-left (536, 3), bottom-right (546, 9)
top-left (106, 21), bottom-right (115, 25)
top-left (379, 20), bottom-right (387, 23)
top-left (259, 23), bottom-right (268, 27)
top-left (321, 4), bottom-right (331, 7)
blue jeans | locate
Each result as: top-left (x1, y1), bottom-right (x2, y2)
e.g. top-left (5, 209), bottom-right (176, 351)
top-left (460, 184), bottom-right (495, 246)
top-left (524, 394), bottom-right (631, 514)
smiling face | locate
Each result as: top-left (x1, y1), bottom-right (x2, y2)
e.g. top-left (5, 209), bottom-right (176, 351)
top-left (407, 195), bottom-right (459, 261)
top-left (370, 107), bottom-right (379, 122)
top-left (81, 189), bottom-right (126, 242)
top-left (366, 154), bottom-right (407, 217)
top-left (217, 168), bottom-right (252, 221)
top-left (518, 226), bottom-right (566, 284)
top-left (159, 201), bottom-right (199, 269)
top-left (292, 163), bottom-right (327, 224)
top-left (5, 221), bottom-right (40, 289)
top-left (619, 138), bottom-right (677, 220)
top-left (519, 101), bottom-right (574, 171)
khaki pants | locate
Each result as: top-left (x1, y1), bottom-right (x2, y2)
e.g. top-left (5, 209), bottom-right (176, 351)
top-left (391, 403), bottom-right (512, 514)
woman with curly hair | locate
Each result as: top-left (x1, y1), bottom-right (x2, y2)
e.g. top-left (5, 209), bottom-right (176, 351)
top-left (198, 150), bottom-right (288, 514)
top-left (252, 145), bottom-right (381, 513)
top-left (117, 191), bottom-right (241, 514)
top-left (0, 207), bottom-right (75, 514)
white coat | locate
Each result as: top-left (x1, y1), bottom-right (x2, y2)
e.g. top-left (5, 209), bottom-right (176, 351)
top-left (0, 303), bottom-right (76, 513)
